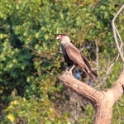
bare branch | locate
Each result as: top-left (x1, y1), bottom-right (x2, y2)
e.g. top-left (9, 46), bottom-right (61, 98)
top-left (115, 27), bottom-right (124, 48)
top-left (95, 54), bottom-right (119, 88)
top-left (95, 40), bottom-right (101, 84)
top-left (23, 45), bottom-right (39, 54)
top-left (112, 4), bottom-right (124, 62)
top-left (115, 27), bottom-right (124, 59)
top-left (59, 73), bottom-right (102, 105)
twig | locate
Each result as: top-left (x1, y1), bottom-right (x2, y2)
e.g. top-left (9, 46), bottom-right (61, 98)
top-left (112, 4), bottom-right (124, 62)
top-left (115, 27), bottom-right (124, 59)
top-left (95, 54), bottom-right (119, 88)
top-left (23, 45), bottom-right (54, 75)
top-left (115, 27), bottom-right (124, 48)
top-left (23, 45), bottom-right (39, 54)
top-left (95, 40), bottom-right (101, 84)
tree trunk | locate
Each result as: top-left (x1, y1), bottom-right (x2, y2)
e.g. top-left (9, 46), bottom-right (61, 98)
top-left (59, 69), bottom-right (124, 124)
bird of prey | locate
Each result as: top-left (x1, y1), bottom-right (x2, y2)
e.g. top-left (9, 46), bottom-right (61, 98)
top-left (56, 34), bottom-right (97, 80)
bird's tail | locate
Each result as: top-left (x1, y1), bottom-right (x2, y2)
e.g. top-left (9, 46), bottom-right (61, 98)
top-left (82, 55), bottom-right (97, 80)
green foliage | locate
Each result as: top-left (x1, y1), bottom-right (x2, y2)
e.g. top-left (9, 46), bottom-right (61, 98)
top-left (0, 0), bottom-right (124, 123)
top-left (78, 105), bottom-right (94, 123)
top-left (112, 95), bottom-right (124, 124)
top-left (1, 96), bottom-right (69, 124)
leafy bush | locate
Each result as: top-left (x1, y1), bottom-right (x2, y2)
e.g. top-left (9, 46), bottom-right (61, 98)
top-left (1, 96), bottom-right (69, 124)
top-left (0, 0), bottom-right (124, 123)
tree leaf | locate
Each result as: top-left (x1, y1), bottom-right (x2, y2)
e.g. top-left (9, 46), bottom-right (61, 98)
top-left (7, 114), bottom-right (15, 122)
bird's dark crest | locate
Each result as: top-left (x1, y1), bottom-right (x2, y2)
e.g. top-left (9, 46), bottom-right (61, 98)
top-left (57, 34), bottom-right (68, 37)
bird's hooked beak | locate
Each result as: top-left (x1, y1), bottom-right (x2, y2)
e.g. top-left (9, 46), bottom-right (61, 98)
top-left (56, 35), bottom-right (63, 40)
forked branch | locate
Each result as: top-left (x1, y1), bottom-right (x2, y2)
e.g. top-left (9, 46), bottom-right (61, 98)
top-left (112, 4), bottom-right (124, 63)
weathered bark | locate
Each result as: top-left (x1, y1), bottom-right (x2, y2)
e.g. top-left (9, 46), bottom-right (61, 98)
top-left (59, 69), bottom-right (124, 124)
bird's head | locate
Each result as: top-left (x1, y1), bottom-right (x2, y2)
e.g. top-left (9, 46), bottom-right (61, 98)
top-left (56, 34), bottom-right (71, 43)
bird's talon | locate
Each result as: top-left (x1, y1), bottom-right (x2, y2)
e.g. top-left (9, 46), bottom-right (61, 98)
top-left (64, 70), bottom-right (73, 75)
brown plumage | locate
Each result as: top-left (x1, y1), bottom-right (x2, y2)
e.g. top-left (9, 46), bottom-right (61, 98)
top-left (56, 34), bottom-right (97, 80)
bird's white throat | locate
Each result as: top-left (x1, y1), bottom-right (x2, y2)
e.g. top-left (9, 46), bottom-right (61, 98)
top-left (61, 36), bottom-right (71, 45)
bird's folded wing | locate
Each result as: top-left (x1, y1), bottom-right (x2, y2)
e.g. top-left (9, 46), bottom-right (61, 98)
top-left (65, 43), bottom-right (92, 70)
top-left (81, 54), bottom-right (91, 69)
top-left (65, 43), bottom-right (84, 65)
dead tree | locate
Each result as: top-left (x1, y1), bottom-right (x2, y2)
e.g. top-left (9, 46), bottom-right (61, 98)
top-left (59, 5), bottom-right (124, 124)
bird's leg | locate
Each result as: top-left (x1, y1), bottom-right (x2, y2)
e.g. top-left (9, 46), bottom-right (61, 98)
top-left (66, 65), bottom-right (75, 75)
top-left (69, 65), bottom-right (75, 72)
